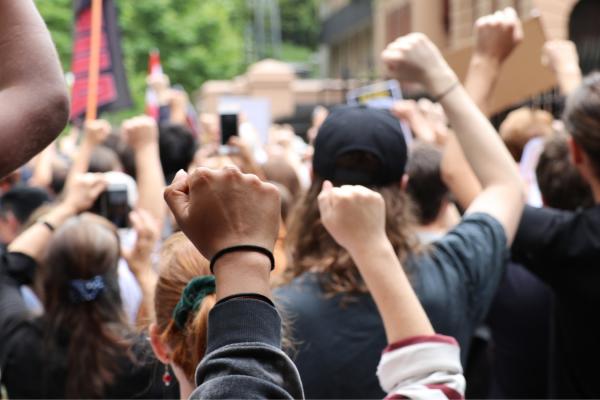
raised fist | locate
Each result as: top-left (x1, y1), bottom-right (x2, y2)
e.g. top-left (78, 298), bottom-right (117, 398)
top-left (121, 115), bottom-right (158, 151)
top-left (84, 119), bottom-right (112, 146)
top-left (382, 33), bottom-right (456, 95)
top-left (474, 7), bottom-right (523, 63)
top-left (318, 181), bottom-right (387, 255)
top-left (164, 167), bottom-right (280, 260)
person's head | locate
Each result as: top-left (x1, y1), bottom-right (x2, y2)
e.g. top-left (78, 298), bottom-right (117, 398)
top-left (263, 157), bottom-right (301, 199)
top-left (563, 72), bottom-right (600, 193)
top-left (285, 106), bottom-right (419, 294)
top-left (40, 214), bottom-right (130, 398)
top-left (500, 107), bottom-right (554, 161)
top-left (0, 186), bottom-right (50, 243)
top-left (536, 134), bottom-right (594, 210)
top-left (103, 133), bottom-right (137, 178)
top-left (149, 232), bottom-right (214, 395)
top-left (88, 145), bottom-right (123, 173)
top-left (406, 143), bottom-right (449, 225)
top-left (159, 123), bottom-right (198, 184)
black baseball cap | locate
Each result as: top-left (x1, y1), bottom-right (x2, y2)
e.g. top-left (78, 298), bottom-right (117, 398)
top-left (313, 105), bottom-right (408, 186)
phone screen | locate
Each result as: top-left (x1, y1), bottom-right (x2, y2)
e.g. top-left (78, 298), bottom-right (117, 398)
top-left (90, 185), bottom-right (130, 228)
top-left (220, 113), bottom-right (238, 145)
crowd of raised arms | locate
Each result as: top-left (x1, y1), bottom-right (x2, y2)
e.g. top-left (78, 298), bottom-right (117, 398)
top-left (1, 1), bottom-right (600, 399)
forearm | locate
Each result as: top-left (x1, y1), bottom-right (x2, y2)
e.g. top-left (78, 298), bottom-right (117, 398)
top-left (464, 55), bottom-right (501, 117)
top-left (0, 1), bottom-right (69, 176)
top-left (66, 139), bottom-right (95, 186)
top-left (29, 144), bottom-right (56, 189)
top-left (441, 132), bottom-right (482, 210)
top-left (349, 240), bottom-right (434, 344)
top-left (134, 143), bottom-right (166, 227)
top-left (134, 270), bottom-right (158, 328)
top-left (8, 203), bottom-right (76, 262)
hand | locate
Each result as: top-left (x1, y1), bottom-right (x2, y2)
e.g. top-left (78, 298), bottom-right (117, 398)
top-left (121, 116), bottom-right (159, 151)
top-left (474, 7), bottom-right (523, 64)
top-left (84, 119), bottom-right (111, 146)
top-left (542, 40), bottom-right (581, 76)
top-left (147, 73), bottom-right (170, 94)
top-left (392, 100), bottom-right (445, 146)
top-left (164, 167), bottom-right (280, 260)
top-left (382, 33), bottom-right (456, 95)
top-left (123, 209), bottom-right (160, 277)
top-left (318, 181), bottom-right (387, 255)
top-left (63, 173), bottom-right (107, 213)
top-left (228, 135), bottom-right (254, 163)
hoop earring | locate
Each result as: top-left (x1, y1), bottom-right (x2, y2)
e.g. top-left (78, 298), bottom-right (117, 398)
top-left (162, 364), bottom-right (172, 386)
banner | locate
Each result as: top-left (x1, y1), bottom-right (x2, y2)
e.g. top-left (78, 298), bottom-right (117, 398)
top-left (70, 0), bottom-right (131, 120)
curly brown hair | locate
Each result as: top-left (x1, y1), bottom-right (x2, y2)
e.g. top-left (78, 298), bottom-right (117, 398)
top-left (283, 174), bottom-right (421, 295)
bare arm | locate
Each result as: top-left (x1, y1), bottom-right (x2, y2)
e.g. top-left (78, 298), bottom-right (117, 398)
top-left (318, 182), bottom-right (433, 343)
top-left (9, 174), bottom-right (106, 262)
top-left (65, 120), bottom-right (112, 188)
top-left (463, 8), bottom-right (523, 116)
top-left (0, 0), bottom-right (69, 177)
top-left (122, 116), bottom-right (166, 230)
top-left (383, 33), bottom-right (525, 244)
top-left (543, 40), bottom-right (582, 96)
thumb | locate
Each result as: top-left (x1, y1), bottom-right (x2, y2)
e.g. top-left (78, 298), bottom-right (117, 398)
top-left (164, 170), bottom-right (190, 224)
top-left (318, 180), bottom-right (334, 216)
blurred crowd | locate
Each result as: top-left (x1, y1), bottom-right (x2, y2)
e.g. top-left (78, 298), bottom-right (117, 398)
top-left (1, 2), bottom-right (600, 399)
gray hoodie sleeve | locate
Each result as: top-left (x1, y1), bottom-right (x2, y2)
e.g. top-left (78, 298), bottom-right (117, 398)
top-left (191, 298), bottom-right (304, 399)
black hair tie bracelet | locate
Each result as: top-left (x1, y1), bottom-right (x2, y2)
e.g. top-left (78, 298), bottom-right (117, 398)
top-left (210, 245), bottom-right (275, 274)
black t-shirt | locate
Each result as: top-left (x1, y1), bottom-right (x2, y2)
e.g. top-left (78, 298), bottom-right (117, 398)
top-left (512, 205), bottom-right (600, 398)
top-left (276, 213), bottom-right (508, 399)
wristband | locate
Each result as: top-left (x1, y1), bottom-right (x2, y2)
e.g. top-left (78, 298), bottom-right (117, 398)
top-left (39, 220), bottom-right (56, 232)
top-left (210, 245), bottom-right (275, 274)
top-left (433, 81), bottom-right (460, 103)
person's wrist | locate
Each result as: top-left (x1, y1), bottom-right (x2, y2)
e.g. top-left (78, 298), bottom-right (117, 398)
top-left (132, 140), bottom-right (159, 155)
top-left (424, 65), bottom-right (458, 97)
top-left (345, 233), bottom-right (390, 261)
top-left (213, 251), bottom-right (272, 301)
top-left (470, 53), bottom-right (502, 70)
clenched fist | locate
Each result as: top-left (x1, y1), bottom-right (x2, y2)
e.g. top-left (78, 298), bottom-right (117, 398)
top-left (164, 167), bottom-right (281, 260)
top-left (318, 181), bottom-right (387, 255)
top-left (121, 116), bottom-right (159, 151)
top-left (474, 7), bottom-right (523, 64)
top-left (84, 119), bottom-right (112, 146)
top-left (382, 33), bottom-right (456, 96)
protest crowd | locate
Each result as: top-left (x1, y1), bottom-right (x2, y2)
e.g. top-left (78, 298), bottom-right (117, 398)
top-left (2, 1), bottom-right (600, 399)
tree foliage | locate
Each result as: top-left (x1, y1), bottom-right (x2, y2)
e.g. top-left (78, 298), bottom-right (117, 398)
top-left (278, 0), bottom-right (319, 49)
top-left (35, 0), bottom-right (247, 116)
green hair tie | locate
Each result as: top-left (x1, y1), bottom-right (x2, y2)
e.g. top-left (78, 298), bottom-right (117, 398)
top-left (172, 276), bottom-right (216, 330)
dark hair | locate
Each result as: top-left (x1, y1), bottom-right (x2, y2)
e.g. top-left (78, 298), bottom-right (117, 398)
top-left (0, 186), bottom-right (51, 223)
top-left (284, 151), bottom-right (420, 295)
top-left (406, 143), bottom-right (448, 225)
top-left (89, 145), bottom-right (123, 173)
top-left (103, 133), bottom-right (137, 179)
top-left (536, 134), bottom-right (594, 210)
top-left (41, 214), bottom-right (132, 398)
top-left (563, 72), bottom-right (600, 176)
top-left (159, 123), bottom-right (197, 184)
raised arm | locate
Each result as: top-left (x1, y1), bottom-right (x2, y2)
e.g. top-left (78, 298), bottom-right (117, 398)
top-left (122, 116), bottom-right (166, 230)
top-left (543, 40), bottom-right (582, 96)
top-left (383, 33), bottom-right (525, 244)
top-left (463, 8), bottom-right (522, 116)
top-left (164, 167), bottom-right (303, 399)
top-left (65, 119), bottom-right (112, 188)
top-left (0, 0), bottom-right (69, 177)
top-left (8, 174), bottom-right (106, 262)
top-left (318, 182), bottom-right (465, 398)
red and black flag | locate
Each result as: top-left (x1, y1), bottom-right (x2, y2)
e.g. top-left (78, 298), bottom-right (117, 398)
top-left (70, 0), bottom-right (131, 120)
